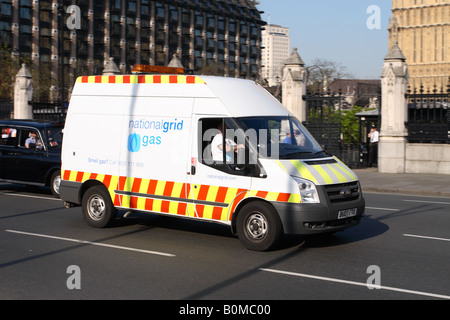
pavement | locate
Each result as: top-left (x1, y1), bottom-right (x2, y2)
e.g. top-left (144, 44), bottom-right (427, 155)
top-left (353, 167), bottom-right (450, 198)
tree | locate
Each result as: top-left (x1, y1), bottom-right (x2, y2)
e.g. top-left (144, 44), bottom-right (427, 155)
top-left (306, 58), bottom-right (352, 93)
top-left (0, 44), bottom-right (20, 100)
top-left (29, 63), bottom-right (54, 103)
top-left (341, 105), bottom-right (377, 144)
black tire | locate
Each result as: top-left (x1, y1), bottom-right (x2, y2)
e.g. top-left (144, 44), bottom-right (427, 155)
top-left (236, 201), bottom-right (282, 251)
top-left (50, 170), bottom-right (61, 197)
top-left (82, 186), bottom-right (117, 228)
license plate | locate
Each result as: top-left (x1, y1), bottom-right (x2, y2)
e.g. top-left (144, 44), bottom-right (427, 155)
top-left (338, 208), bottom-right (357, 219)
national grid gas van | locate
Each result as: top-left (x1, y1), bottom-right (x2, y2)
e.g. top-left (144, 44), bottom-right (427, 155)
top-left (60, 71), bottom-right (365, 251)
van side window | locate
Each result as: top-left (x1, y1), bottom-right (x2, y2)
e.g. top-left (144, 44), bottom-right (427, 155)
top-left (0, 127), bottom-right (18, 147)
top-left (198, 118), bottom-right (257, 177)
top-left (199, 118), bottom-right (222, 164)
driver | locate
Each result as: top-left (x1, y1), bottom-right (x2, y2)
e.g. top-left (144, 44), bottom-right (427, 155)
top-left (25, 131), bottom-right (43, 149)
top-left (211, 123), bottom-right (245, 162)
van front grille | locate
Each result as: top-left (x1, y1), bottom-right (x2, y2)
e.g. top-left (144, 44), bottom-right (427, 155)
top-left (324, 181), bottom-right (360, 203)
top-left (304, 159), bottom-right (337, 165)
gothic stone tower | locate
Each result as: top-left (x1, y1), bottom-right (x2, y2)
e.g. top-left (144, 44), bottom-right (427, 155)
top-left (389, 0), bottom-right (450, 90)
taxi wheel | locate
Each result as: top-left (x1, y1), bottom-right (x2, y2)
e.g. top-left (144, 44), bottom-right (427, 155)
top-left (50, 170), bottom-right (61, 197)
top-left (237, 201), bottom-right (282, 251)
top-left (82, 186), bottom-right (117, 228)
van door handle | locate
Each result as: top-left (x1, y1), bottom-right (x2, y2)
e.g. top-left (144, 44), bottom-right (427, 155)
top-left (191, 165), bottom-right (196, 176)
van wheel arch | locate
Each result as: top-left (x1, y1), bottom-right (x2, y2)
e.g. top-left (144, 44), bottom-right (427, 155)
top-left (79, 180), bottom-right (108, 204)
top-left (232, 198), bottom-right (277, 235)
top-left (233, 199), bottom-right (283, 251)
top-left (231, 198), bottom-right (252, 235)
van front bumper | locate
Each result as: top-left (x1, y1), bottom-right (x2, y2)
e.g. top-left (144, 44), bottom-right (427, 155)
top-left (273, 196), bottom-right (365, 235)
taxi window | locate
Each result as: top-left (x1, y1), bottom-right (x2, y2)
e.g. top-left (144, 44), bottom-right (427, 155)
top-left (46, 126), bottom-right (63, 149)
top-left (0, 127), bottom-right (18, 147)
top-left (19, 129), bottom-right (43, 149)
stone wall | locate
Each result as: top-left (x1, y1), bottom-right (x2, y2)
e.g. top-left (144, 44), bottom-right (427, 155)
top-left (405, 144), bottom-right (450, 175)
top-left (378, 42), bottom-right (449, 175)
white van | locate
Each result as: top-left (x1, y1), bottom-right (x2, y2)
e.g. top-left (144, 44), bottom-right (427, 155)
top-left (60, 72), bottom-right (365, 251)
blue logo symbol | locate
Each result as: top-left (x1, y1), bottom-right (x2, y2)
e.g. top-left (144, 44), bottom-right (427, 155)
top-left (127, 133), bottom-right (141, 153)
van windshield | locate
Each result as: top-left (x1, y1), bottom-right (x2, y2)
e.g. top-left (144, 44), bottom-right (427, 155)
top-left (233, 116), bottom-right (328, 160)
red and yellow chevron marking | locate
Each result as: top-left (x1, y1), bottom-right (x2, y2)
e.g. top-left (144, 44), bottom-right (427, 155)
top-left (62, 170), bottom-right (301, 222)
top-left (63, 170), bottom-right (121, 206)
top-left (76, 75), bottom-right (206, 85)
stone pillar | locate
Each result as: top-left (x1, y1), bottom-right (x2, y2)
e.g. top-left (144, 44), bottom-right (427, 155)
top-left (103, 57), bottom-right (121, 76)
top-left (378, 42), bottom-right (409, 173)
top-left (168, 54), bottom-right (184, 69)
top-left (14, 64), bottom-right (34, 120)
top-left (282, 48), bottom-right (307, 121)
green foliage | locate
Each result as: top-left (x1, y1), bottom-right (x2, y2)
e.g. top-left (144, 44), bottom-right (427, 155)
top-left (0, 44), bottom-right (55, 102)
top-left (0, 44), bottom-right (19, 100)
top-left (341, 106), bottom-right (376, 143)
top-left (29, 63), bottom-right (53, 103)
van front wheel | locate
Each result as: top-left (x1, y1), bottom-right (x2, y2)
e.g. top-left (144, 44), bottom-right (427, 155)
top-left (236, 201), bottom-right (282, 251)
top-left (82, 186), bottom-right (117, 228)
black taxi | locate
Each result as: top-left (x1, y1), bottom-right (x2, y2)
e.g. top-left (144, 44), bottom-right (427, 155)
top-left (0, 120), bottom-right (63, 197)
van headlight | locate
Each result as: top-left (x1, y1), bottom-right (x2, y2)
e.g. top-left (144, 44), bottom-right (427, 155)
top-left (292, 176), bottom-right (320, 204)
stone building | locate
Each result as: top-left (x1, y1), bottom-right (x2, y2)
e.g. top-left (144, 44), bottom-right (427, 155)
top-left (261, 24), bottom-right (290, 87)
top-left (0, 0), bottom-right (264, 101)
top-left (388, 0), bottom-right (450, 90)
top-left (329, 79), bottom-right (381, 109)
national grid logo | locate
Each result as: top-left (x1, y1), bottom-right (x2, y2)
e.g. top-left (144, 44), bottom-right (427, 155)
top-left (127, 118), bottom-right (184, 153)
top-left (127, 133), bottom-right (141, 153)
top-left (127, 132), bottom-right (163, 153)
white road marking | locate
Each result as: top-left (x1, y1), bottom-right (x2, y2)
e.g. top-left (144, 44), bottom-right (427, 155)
top-left (0, 192), bottom-right (61, 201)
top-left (366, 206), bottom-right (399, 211)
top-left (260, 268), bottom-right (450, 300)
top-left (5, 229), bottom-right (175, 257)
top-left (403, 199), bottom-right (450, 205)
top-left (404, 234), bottom-right (450, 243)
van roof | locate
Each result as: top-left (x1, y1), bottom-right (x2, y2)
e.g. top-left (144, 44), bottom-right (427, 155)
top-left (202, 76), bottom-right (289, 117)
top-left (72, 75), bottom-right (290, 117)
top-left (0, 119), bottom-right (64, 128)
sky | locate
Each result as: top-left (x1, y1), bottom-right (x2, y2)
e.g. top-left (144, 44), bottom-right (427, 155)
top-left (257, 0), bottom-right (393, 79)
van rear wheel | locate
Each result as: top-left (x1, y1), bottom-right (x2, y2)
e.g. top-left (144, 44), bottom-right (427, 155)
top-left (236, 201), bottom-right (282, 251)
top-left (82, 186), bottom-right (117, 228)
